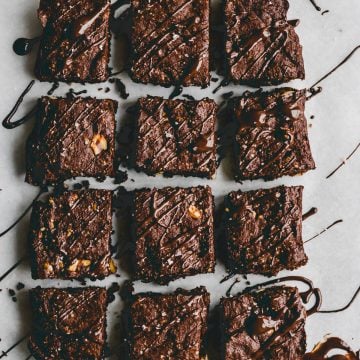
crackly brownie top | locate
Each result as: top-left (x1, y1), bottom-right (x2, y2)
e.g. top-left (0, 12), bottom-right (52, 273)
top-left (36, 0), bottom-right (111, 83)
top-left (29, 287), bottom-right (107, 360)
top-left (224, 186), bottom-right (307, 276)
top-left (127, 287), bottom-right (210, 359)
top-left (131, 0), bottom-right (210, 87)
top-left (134, 186), bottom-right (215, 284)
top-left (30, 190), bottom-right (116, 280)
top-left (26, 96), bottom-right (117, 185)
top-left (232, 88), bottom-right (315, 181)
top-left (224, 0), bottom-right (304, 85)
top-left (135, 96), bottom-right (217, 178)
top-left (220, 286), bottom-right (307, 360)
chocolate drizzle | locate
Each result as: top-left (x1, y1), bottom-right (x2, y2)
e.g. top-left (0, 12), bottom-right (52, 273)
top-left (0, 187), bottom-right (46, 238)
top-left (303, 207), bottom-right (318, 221)
top-left (0, 256), bottom-right (26, 282)
top-left (0, 334), bottom-right (29, 359)
top-left (304, 337), bottom-right (359, 360)
top-left (305, 220), bottom-right (343, 243)
top-left (2, 80), bottom-right (36, 129)
top-left (225, 278), bottom-right (241, 297)
top-left (13, 37), bottom-right (40, 56)
top-left (243, 276), bottom-right (322, 316)
top-left (308, 0), bottom-right (322, 11)
top-left (47, 82), bottom-right (59, 96)
top-left (318, 286), bottom-right (360, 314)
top-left (327, 142), bottom-right (360, 179)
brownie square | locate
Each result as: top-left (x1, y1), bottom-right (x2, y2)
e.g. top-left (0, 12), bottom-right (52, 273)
top-left (130, 0), bottom-right (210, 87)
top-left (126, 287), bottom-right (210, 359)
top-left (224, 0), bottom-right (305, 86)
top-left (26, 96), bottom-right (117, 185)
top-left (219, 286), bottom-right (307, 359)
top-left (133, 186), bottom-right (215, 284)
top-left (232, 88), bottom-right (315, 181)
top-left (224, 185), bottom-right (308, 276)
top-left (135, 96), bottom-right (217, 179)
top-left (36, 0), bottom-right (111, 83)
top-left (28, 287), bottom-right (108, 360)
top-left (29, 190), bottom-right (116, 279)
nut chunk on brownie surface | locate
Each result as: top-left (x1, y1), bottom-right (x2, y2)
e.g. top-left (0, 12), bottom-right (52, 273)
top-left (224, 0), bottom-right (305, 86)
top-left (232, 88), bottom-right (315, 181)
top-left (220, 286), bottom-right (307, 360)
top-left (35, 0), bottom-right (111, 83)
top-left (135, 96), bottom-right (217, 179)
top-left (26, 96), bottom-right (117, 186)
top-left (29, 190), bottom-right (116, 280)
top-left (133, 186), bottom-right (215, 284)
top-left (224, 185), bottom-right (307, 276)
top-left (130, 0), bottom-right (210, 87)
top-left (126, 287), bottom-right (210, 360)
top-left (28, 287), bottom-right (108, 360)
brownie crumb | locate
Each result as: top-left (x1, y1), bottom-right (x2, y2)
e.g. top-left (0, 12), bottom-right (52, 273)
top-left (16, 282), bottom-right (25, 291)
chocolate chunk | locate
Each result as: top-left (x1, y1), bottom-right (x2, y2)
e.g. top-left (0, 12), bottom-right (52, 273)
top-left (135, 96), bottom-right (217, 179)
top-left (224, 185), bottom-right (307, 276)
top-left (35, 0), bottom-right (111, 83)
top-left (26, 96), bottom-right (117, 185)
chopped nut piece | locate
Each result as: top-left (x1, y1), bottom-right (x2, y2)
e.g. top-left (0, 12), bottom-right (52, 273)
top-left (188, 205), bottom-right (202, 220)
top-left (81, 259), bottom-right (91, 267)
top-left (68, 260), bottom-right (79, 272)
top-left (91, 134), bottom-right (107, 155)
top-left (44, 262), bottom-right (54, 274)
top-left (109, 259), bottom-right (117, 273)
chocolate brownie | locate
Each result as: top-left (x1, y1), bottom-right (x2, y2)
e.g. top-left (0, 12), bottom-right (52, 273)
top-left (135, 96), bottom-right (217, 179)
top-left (219, 286), bottom-right (307, 359)
top-left (29, 190), bottom-right (116, 280)
top-left (125, 287), bottom-right (210, 359)
top-left (35, 0), bottom-right (111, 83)
top-left (224, 185), bottom-right (307, 276)
top-left (28, 287), bottom-right (108, 360)
top-left (232, 88), bottom-right (315, 181)
top-left (26, 96), bottom-right (117, 185)
top-left (130, 0), bottom-right (210, 87)
top-left (133, 186), bottom-right (215, 284)
top-left (224, 0), bottom-right (305, 86)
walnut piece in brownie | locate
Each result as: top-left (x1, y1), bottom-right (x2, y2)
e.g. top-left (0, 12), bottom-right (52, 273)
top-left (26, 96), bottom-right (117, 185)
top-left (125, 287), bottom-right (210, 359)
top-left (36, 0), bottom-right (111, 83)
top-left (130, 0), bottom-right (210, 87)
top-left (135, 96), bottom-right (217, 179)
top-left (133, 186), bottom-right (215, 284)
top-left (29, 190), bottom-right (116, 280)
top-left (224, 185), bottom-right (307, 276)
top-left (220, 286), bottom-right (307, 360)
top-left (28, 287), bottom-right (108, 360)
top-left (232, 88), bottom-right (315, 181)
top-left (224, 0), bottom-right (305, 86)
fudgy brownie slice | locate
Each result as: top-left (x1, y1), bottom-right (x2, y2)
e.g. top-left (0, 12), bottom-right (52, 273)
top-left (28, 287), bottom-right (108, 360)
top-left (224, 0), bottom-right (305, 86)
top-left (219, 286), bottom-right (307, 359)
top-left (125, 287), bottom-right (210, 359)
top-left (224, 185), bottom-right (307, 276)
top-left (36, 0), bottom-right (111, 83)
top-left (29, 189), bottom-right (116, 280)
top-left (26, 96), bottom-right (117, 185)
top-left (135, 96), bottom-right (217, 179)
top-left (232, 88), bottom-right (315, 181)
top-left (130, 0), bottom-right (210, 87)
top-left (133, 186), bottom-right (215, 284)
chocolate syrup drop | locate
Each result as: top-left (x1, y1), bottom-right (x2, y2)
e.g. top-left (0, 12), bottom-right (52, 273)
top-left (13, 37), bottom-right (40, 56)
top-left (169, 85), bottom-right (183, 99)
top-left (110, 78), bottom-right (129, 99)
top-left (2, 80), bottom-right (37, 129)
top-left (303, 207), bottom-right (318, 221)
top-left (47, 82), bottom-right (59, 96)
top-left (304, 337), bottom-right (359, 360)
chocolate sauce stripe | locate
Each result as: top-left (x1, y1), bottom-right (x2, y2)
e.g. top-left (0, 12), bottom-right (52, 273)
top-left (0, 256), bottom-right (27, 282)
top-left (304, 219), bottom-right (343, 243)
top-left (0, 334), bottom-right (29, 359)
top-left (318, 286), bottom-right (360, 313)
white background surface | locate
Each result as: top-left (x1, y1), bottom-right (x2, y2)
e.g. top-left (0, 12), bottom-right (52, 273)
top-left (0, 0), bottom-right (359, 358)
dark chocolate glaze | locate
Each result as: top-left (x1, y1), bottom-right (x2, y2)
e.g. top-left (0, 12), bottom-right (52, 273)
top-left (327, 142), bottom-right (360, 179)
top-left (305, 220), bottom-right (343, 243)
top-left (2, 80), bottom-right (36, 129)
top-left (318, 286), bottom-right (360, 314)
top-left (303, 207), bottom-right (318, 221)
top-left (304, 337), bottom-right (359, 360)
top-left (0, 187), bottom-right (46, 238)
top-left (13, 37), bottom-right (40, 56)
